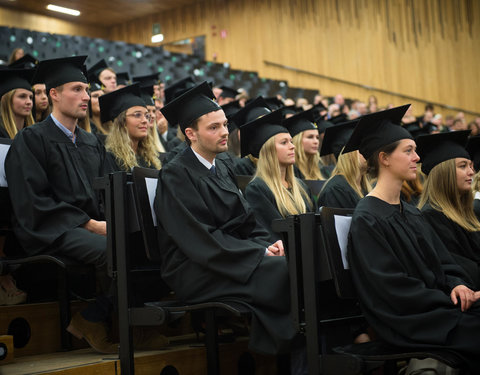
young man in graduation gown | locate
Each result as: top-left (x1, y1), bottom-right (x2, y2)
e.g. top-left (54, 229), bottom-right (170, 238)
top-left (4, 56), bottom-right (116, 353)
top-left (155, 81), bottom-right (297, 355)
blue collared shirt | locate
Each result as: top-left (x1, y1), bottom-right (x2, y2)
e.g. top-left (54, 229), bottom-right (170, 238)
top-left (50, 114), bottom-right (76, 144)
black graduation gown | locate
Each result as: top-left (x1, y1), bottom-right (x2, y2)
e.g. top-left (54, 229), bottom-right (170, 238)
top-left (318, 174), bottom-right (362, 209)
top-left (474, 198), bottom-right (480, 221)
top-left (165, 132), bottom-right (182, 151)
top-left (233, 157), bottom-right (256, 176)
top-left (104, 151), bottom-right (155, 173)
top-left (293, 163), bottom-right (333, 180)
top-left (155, 146), bottom-right (296, 355)
top-left (348, 196), bottom-right (480, 371)
top-left (0, 116), bottom-right (11, 139)
top-left (245, 177), bottom-right (315, 242)
top-left (90, 122), bottom-right (107, 145)
top-left (421, 203), bottom-right (480, 289)
top-left (4, 116), bottom-right (105, 256)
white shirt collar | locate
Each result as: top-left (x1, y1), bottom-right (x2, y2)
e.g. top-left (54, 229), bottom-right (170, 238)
top-left (191, 147), bottom-right (215, 170)
top-left (475, 191), bottom-right (480, 200)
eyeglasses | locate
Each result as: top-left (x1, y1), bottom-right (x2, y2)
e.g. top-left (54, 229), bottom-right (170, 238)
top-left (126, 112), bottom-right (152, 122)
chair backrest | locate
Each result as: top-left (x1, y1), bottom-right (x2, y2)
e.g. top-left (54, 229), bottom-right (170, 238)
top-left (319, 207), bottom-right (356, 299)
top-left (235, 174), bottom-right (253, 194)
top-left (131, 167), bottom-right (161, 262)
top-left (0, 139), bottom-right (13, 188)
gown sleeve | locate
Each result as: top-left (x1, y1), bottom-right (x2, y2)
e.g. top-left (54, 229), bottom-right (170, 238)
top-left (155, 164), bottom-right (267, 284)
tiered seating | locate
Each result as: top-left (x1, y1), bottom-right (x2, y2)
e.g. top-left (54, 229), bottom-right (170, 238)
top-left (0, 26), bottom-right (308, 100)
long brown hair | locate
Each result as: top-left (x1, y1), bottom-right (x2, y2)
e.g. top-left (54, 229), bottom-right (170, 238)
top-left (0, 89), bottom-right (34, 139)
top-left (418, 159), bottom-right (480, 232)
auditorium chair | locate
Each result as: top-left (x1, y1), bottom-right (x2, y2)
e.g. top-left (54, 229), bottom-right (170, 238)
top-left (0, 138), bottom-right (95, 351)
top-left (101, 169), bottom-right (253, 375)
top-left (273, 209), bottom-right (466, 374)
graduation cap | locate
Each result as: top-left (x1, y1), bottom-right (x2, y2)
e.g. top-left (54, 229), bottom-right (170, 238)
top-left (8, 53), bottom-right (37, 69)
top-left (99, 83), bottom-right (146, 123)
top-left (219, 85), bottom-right (238, 99)
top-left (317, 120), bottom-right (334, 134)
top-left (164, 76), bottom-right (196, 104)
top-left (221, 100), bottom-right (242, 132)
top-left (282, 108), bottom-right (317, 138)
top-left (343, 104), bottom-right (412, 159)
top-left (116, 72), bottom-right (130, 86)
top-left (281, 105), bottom-right (299, 118)
top-left (139, 85), bottom-right (155, 106)
top-left (416, 130), bottom-right (471, 175)
top-left (160, 81), bottom-right (222, 131)
top-left (0, 68), bottom-right (35, 97)
top-left (133, 73), bottom-right (161, 87)
top-left (466, 135), bottom-right (480, 172)
top-left (88, 59), bottom-right (109, 83)
top-left (231, 96), bottom-right (271, 129)
top-left (329, 113), bottom-right (348, 125)
top-left (89, 81), bottom-right (103, 92)
top-left (33, 56), bottom-right (88, 92)
top-left (264, 97), bottom-right (284, 111)
top-left (320, 119), bottom-right (359, 158)
top-left (240, 109), bottom-right (286, 158)
top-left (403, 121), bottom-right (430, 138)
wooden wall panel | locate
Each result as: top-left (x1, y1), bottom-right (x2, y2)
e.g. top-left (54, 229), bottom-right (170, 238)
top-left (109, 0), bottom-right (480, 118)
top-left (0, 7), bottom-right (108, 39)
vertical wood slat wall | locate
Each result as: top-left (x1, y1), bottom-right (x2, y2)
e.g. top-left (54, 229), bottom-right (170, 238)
top-left (1, 1), bottom-right (478, 117)
top-left (110, 0), bottom-right (480, 117)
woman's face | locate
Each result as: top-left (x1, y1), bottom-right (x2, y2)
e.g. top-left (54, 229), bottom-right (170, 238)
top-left (146, 105), bottom-right (156, 128)
top-left (275, 132), bottom-right (295, 167)
top-left (12, 89), bottom-right (33, 118)
top-left (33, 84), bottom-right (48, 112)
top-left (382, 139), bottom-right (419, 181)
top-left (301, 129), bottom-right (320, 155)
top-left (455, 157), bottom-right (475, 193)
top-left (90, 90), bottom-right (104, 115)
top-left (125, 106), bottom-right (149, 142)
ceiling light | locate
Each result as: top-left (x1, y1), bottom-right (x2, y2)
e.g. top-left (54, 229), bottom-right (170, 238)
top-left (151, 34), bottom-right (164, 43)
top-left (46, 4), bottom-right (80, 16)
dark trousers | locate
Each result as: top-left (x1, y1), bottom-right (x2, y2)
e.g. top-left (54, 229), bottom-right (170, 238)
top-left (48, 227), bottom-right (113, 322)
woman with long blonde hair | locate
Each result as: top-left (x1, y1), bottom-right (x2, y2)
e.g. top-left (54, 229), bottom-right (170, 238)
top-left (0, 69), bottom-right (35, 139)
top-left (242, 110), bottom-right (314, 242)
top-left (418, 131), bottom-right (480, 288)
top-left (318, 120), bottom-right (371, 208)
top-left (282, 109), bottom-right (329, 180)
top-left (100, 84), bottom-right (161, 172)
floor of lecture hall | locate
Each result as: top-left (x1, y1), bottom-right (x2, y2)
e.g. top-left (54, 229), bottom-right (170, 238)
top-left (1, 334), bottom-right (278, 375)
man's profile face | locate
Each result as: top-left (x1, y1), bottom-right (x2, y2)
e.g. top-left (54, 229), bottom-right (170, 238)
top-left (187, 110), bottom-right (229, 160)
top-left (99, 69), bottom-right (117, 93)
top-left (51, 81), bottom-right (90, 120)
